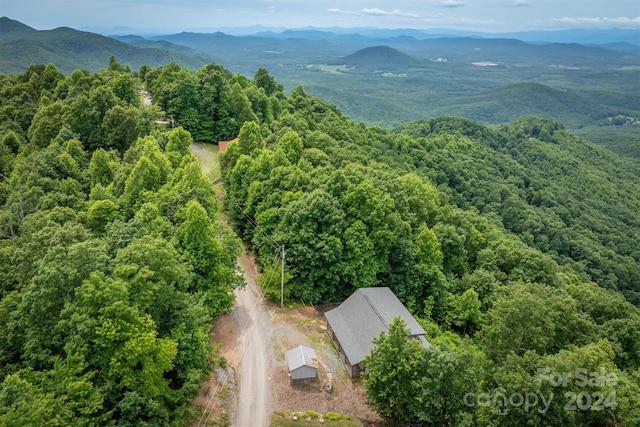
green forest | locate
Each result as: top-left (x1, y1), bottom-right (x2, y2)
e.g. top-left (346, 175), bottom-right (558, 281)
top-left (0, 60), bottom-right (242, 425)
top-left (1, 58), bottom-right (639, 426)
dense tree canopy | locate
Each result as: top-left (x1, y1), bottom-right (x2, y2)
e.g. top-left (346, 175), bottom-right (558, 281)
top-left (1, 57), bottom-right (638, 426)
top-left (211, 70), bottom-right (639, 426)
top-left (0, 61), bottom-right (241, 425)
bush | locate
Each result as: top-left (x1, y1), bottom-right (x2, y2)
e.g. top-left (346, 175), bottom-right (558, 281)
top-left (323, 412), bottom-right (342, 421)
top-left (303, 410), bottom-right (319, 419)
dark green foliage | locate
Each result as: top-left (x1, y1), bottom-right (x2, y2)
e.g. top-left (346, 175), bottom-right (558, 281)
top-left (363, 318), bottom-right (425, 425)
top-left (335, 45), bottom-right (423, 70)
top-left (215, 73), bottom-right (639, 426)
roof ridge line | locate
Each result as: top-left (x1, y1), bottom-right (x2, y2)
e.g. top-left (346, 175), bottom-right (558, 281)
top-left (361, 289), bottom-right (388, 329)
top-left (300, 345), bottom-right (306, 364)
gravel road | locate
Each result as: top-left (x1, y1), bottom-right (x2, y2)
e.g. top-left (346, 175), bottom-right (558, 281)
top-left (234, 255), bottom-right (271, 427)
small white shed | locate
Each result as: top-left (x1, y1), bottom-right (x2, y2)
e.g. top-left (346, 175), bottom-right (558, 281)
top-left (286, 345), bottom-right (318, 383)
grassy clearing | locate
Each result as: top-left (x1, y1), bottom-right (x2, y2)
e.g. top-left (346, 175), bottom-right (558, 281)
top-left (191, 142), bottom-right (220, 181)
top-left (316, 64), bottom-right (351, 74)
top-left (271, 412), bottom-right (363, 427)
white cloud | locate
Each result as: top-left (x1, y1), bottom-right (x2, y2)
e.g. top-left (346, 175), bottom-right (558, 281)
top-left (327, 8), bottom-right (355, 15)
top-left (437, 0), bottom-right (464, 8)
top-left (512, 0), bottom-right (530, 7)
top-left (327, 7), bottom-right (419, 18)
top-left (362, 8), bottom-right (420, 18)
top-left (361, 8), bottom-right (387, 15)
top-left (552, 16), bottom-right (640, 27)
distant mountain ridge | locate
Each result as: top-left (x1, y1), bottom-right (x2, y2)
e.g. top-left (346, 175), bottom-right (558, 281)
top-left (77, 21), bottom-right (640, 46)
top-left (0, 17), bottom-right (213, 74)
top-left (0, 17), bottom-right (37, 36)
top-left (334, 46), bottom-right (423, 70)
top-left (1, 17), bottom-right (638, 157)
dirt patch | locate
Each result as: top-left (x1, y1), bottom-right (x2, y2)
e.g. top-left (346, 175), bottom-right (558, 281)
top-left (268, 304), bottom-right (382, 426)
top-left (188, 310), bottom-right (239, 426)
top-left (190, 250), bottom-right (382, 426)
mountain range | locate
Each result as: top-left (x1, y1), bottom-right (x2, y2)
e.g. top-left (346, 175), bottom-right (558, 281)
top-left (1, 17), bottom-right (638, 156)
top-left (0, 17), bottom-right (211, 74)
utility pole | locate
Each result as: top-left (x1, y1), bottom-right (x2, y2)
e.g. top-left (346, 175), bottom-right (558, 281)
top-left (280, 245), bottom-right (286, 308)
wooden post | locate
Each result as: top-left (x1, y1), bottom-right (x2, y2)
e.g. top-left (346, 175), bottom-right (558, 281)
top-left (280, 245), bottom-right (286, 308)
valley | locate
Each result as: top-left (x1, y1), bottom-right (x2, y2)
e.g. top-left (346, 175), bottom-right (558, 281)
top-left (1, 17), bottom-right (638, 155)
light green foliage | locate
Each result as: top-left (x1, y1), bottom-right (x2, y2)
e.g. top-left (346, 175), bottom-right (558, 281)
top-left (164, 126), bottom-right (192, 167)
top-left (254, 67), bottom-right (282, 97)
top-left (411, 336), bottom-right (485, 426)
top-left (393, 173), bottom-right (440, 230)
top-left (120, 136), bottom-right (171, 217)
top-left (27, 99), bottom-right (66, 147)
top-left (155, 157), bottom-right (217, 221)
top-left (58, 272), bottom-right (177, 402)
top-left (277, 131), bottom-right (303, 164)
top-left (0, 62), bottom-right (244, 425)
top-left (102, 105), bottom-right (138, 153)
top-left (445, 288), bottom-right (482, 334)
top-left (175, 200), bottom-right (238, 316)
top-left (213, 73), bottom-right (640, 426)
top-left (0, 356), bottom-right (106, 427)
top-left (415, 227), bottom-right (444, 269)
top-left (342, 220), bottom-right (377, 289)
top-left (237, 120), bottom-right (264, 155)
top-left (2, 57), bottom-right (639, 426)
top-left (227, 82), bottom-right (258, 136)
top-left (87, 199), bottom-right (119, 232)
top-left (480, 283), bottom-right (595, 361)
top-left (276, 188), bottom-right (346, 302)
top-left (109, 72), bottom-right (138, 106)
top-left (89, 148), bottom-right (118, 187)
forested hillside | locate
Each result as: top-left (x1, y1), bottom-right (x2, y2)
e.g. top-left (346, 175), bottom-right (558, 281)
top-left (1, 57), bottom-right (639, 426)
top-left (144, 62), bottom-right (638, 425)
top-left (0, 17), bottom-right (211, 74)
top-left (0, 61), bottom-right (241, 424)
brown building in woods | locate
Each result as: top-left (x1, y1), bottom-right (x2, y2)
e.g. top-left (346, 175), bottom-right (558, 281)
top-left (325, 287), bottom-right (430, 378)
top-left (217, 137), bottom-right (238, 153)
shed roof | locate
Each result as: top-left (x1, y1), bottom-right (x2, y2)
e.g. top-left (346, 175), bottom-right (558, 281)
top-left (325, 287), bottom-right (429, 366)
top-left (286, 345), bottom-right (318, 372)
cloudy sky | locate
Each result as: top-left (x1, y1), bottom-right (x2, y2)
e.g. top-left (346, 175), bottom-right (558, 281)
top-left (3, 0), bottom-right (640, 33)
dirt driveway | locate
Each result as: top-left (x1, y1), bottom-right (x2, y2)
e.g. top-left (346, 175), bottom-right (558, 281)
top-left (189, 142), bottom-right (379, 425)
top-left (268, 306), bottom-right (382, 426)
top-left (233, 253), bottom-right (271, 427)
top-left (188, 251), bottom-right (271, 427)
top-left (197, 251), bottom-right (381, 426)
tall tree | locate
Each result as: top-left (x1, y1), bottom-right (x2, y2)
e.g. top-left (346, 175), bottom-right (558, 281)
top-left (102, 105), bottom-right (138, 153)
top-left (27, 100), bottom-right (66, 147)
top-left (175, 200), bottom-right (238, 316)
top-left (363, 317), bottom-right (425, 426)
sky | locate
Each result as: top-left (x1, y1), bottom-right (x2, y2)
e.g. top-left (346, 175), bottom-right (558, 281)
top-left (2, 0), bottom-right (640, 33)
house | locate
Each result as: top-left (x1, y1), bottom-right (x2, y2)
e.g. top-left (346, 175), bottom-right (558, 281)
top-left (217, 137), bottom-right (238, 153)
top-left (325, 287), bottom-right (430, 378)
top-left (286, 344), bottom-right (318, 383)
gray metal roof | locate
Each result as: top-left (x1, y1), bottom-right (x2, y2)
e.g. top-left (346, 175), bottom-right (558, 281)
top-left (286, 345), bottom-right (318, 372)
top-left (325, 287), bottom-right (429, 366)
